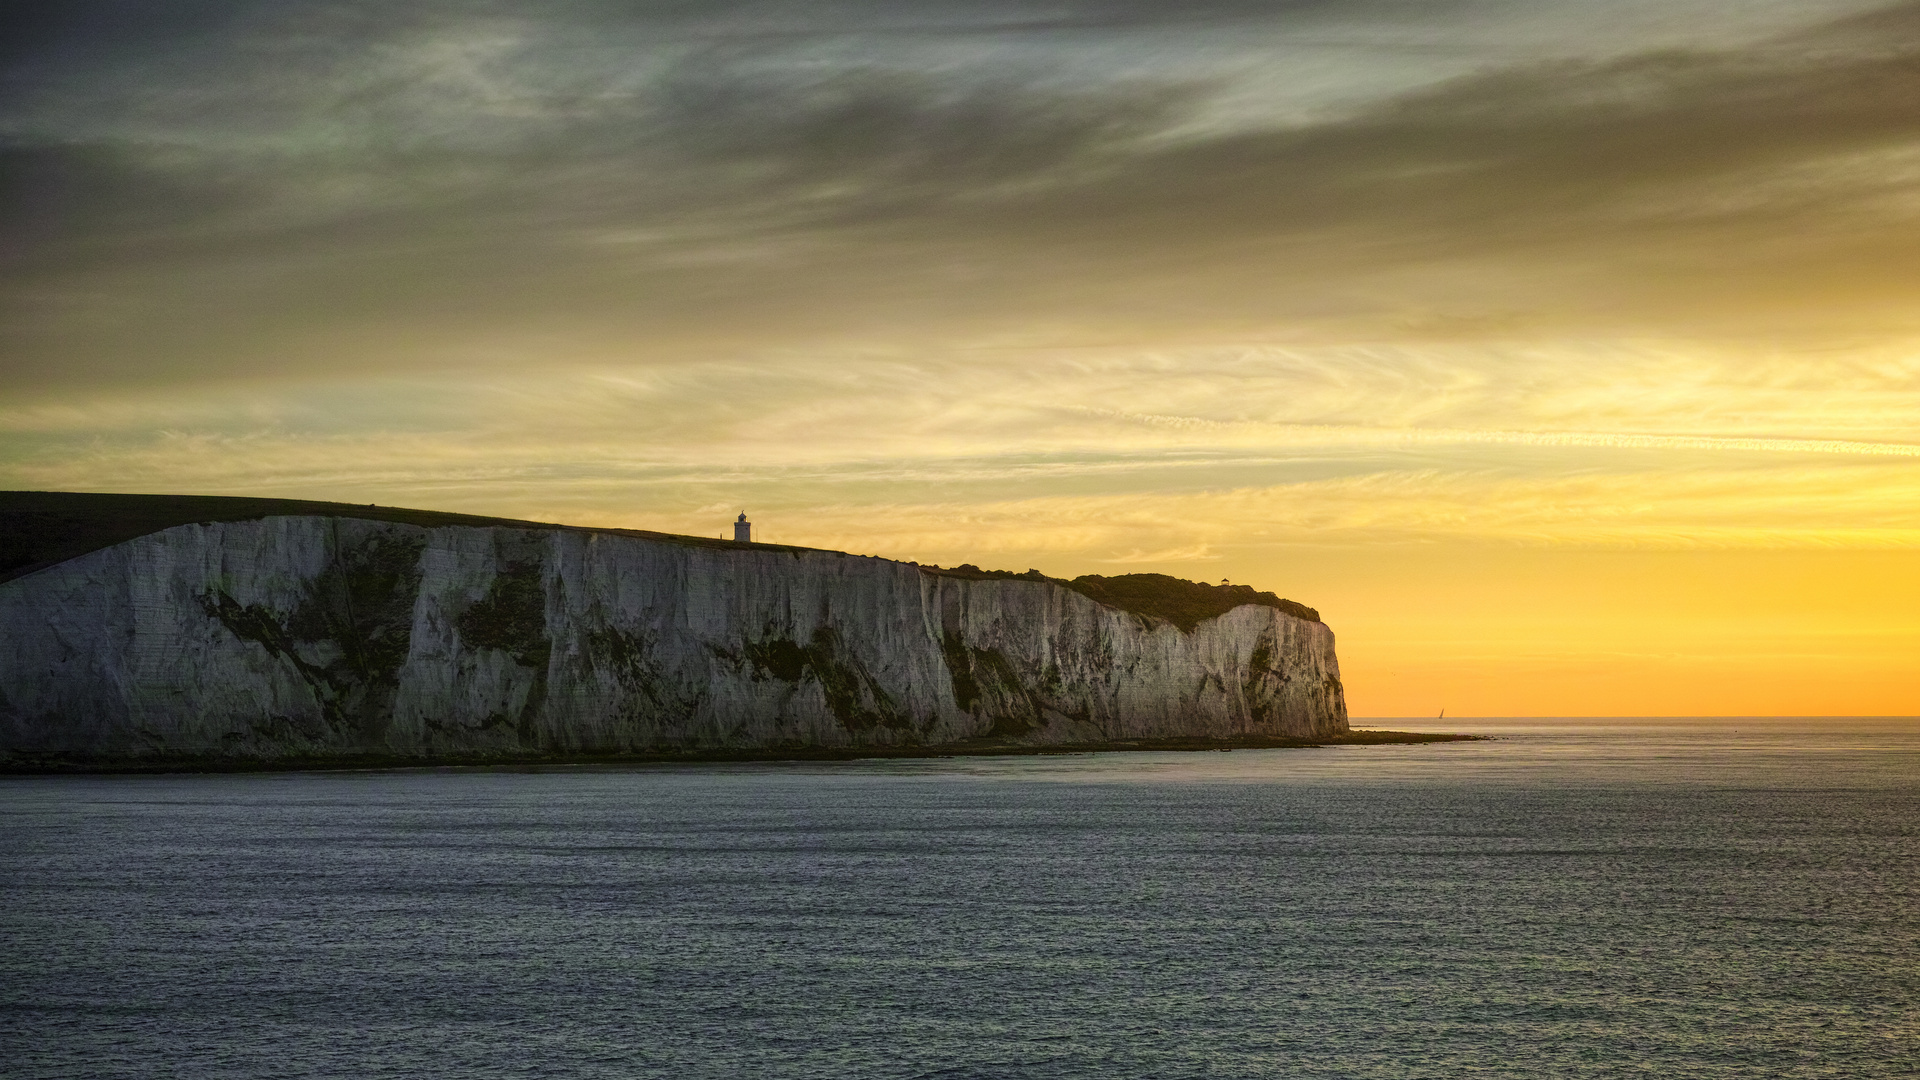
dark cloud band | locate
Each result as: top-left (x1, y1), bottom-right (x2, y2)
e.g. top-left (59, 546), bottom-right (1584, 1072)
top-left (3, 0), bottom-right (1914, 389)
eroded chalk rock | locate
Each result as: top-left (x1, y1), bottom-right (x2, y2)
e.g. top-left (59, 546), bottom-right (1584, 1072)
top-left (0, 516), bottom-right (1346, 763)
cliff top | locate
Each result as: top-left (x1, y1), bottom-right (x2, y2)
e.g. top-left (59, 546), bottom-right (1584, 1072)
top-left (0, 491), bottom-right (825, 585)
top-left (0, 491), bottom-right (1320, 627)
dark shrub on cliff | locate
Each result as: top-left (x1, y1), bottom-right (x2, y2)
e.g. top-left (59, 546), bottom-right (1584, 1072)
top-left (922, 564), bottom-right (1319, 630)
top-left (1063, 574), bottom-right (1319, 630)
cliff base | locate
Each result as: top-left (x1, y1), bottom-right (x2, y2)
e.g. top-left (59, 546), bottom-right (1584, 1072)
top-left (0, 731), bottom-right (1478, 774)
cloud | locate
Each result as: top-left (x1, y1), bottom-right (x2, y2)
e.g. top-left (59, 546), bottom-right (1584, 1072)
top-left (4, 0), bottom-right (1916, 392)
top-left (1096, 545), bottom-right (1221, 564)
top-left (684, 463), bottom-right (1920, 558)
top-left (5, 0), bottom-right (1920, 560)
top-left (947, 8), bottom-right (1920, 337)
top-left (6, 346), bottom-right (1920, 558)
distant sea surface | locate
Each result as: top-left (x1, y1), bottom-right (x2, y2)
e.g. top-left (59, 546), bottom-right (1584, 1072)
top-left (4, 720), bottom-right (1917, 1079)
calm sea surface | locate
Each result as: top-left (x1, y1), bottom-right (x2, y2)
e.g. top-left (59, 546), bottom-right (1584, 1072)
top-left (4, 720), bottom-right (1917, 1079)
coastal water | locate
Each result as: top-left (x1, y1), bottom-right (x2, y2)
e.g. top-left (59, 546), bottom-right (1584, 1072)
top-left (3, 720), bottom-right (1916, 1079)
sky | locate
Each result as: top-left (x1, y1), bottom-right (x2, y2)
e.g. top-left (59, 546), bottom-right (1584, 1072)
top-left (5, 0), bottom-right (1919, 717)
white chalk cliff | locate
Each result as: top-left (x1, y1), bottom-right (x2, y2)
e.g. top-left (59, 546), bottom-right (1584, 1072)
top-left (0, 516), bottom-right (1346, 763)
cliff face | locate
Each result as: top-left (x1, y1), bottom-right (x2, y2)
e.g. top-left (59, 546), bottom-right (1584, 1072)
top-left (0, 516), bottom-right (1346, 764)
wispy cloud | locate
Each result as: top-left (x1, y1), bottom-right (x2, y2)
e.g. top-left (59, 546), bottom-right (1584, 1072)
top-left (7, 349), bottom-right (1919, 556)
top-left (1096, 545), bottom-right (1221, 564)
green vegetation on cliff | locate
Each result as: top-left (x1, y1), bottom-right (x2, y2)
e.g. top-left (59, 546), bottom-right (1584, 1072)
top-left (921, 564), bottom-right (1320, 628)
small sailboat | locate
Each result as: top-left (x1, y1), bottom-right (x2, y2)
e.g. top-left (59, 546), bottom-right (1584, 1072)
top-left (1437, 708), bottom-right (1445, 720)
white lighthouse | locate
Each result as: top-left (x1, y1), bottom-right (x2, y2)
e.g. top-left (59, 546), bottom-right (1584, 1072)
top-left (733, 513), bottom-right (751, 543)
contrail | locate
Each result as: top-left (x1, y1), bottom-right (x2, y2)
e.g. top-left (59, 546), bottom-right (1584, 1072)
top-left (1396, 428), bottom-right (1920, 458)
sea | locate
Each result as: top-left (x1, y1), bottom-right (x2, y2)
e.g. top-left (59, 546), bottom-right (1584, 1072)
top-left (3, 719), bottom-right (1916, 1079)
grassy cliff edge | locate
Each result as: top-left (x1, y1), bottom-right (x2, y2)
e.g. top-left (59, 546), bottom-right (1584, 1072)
top-left (2, 491), bottom-right (1323, 627)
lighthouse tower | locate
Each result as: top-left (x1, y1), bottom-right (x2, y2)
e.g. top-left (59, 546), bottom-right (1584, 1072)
top-left (733, 513), bottom-right (751, 543)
